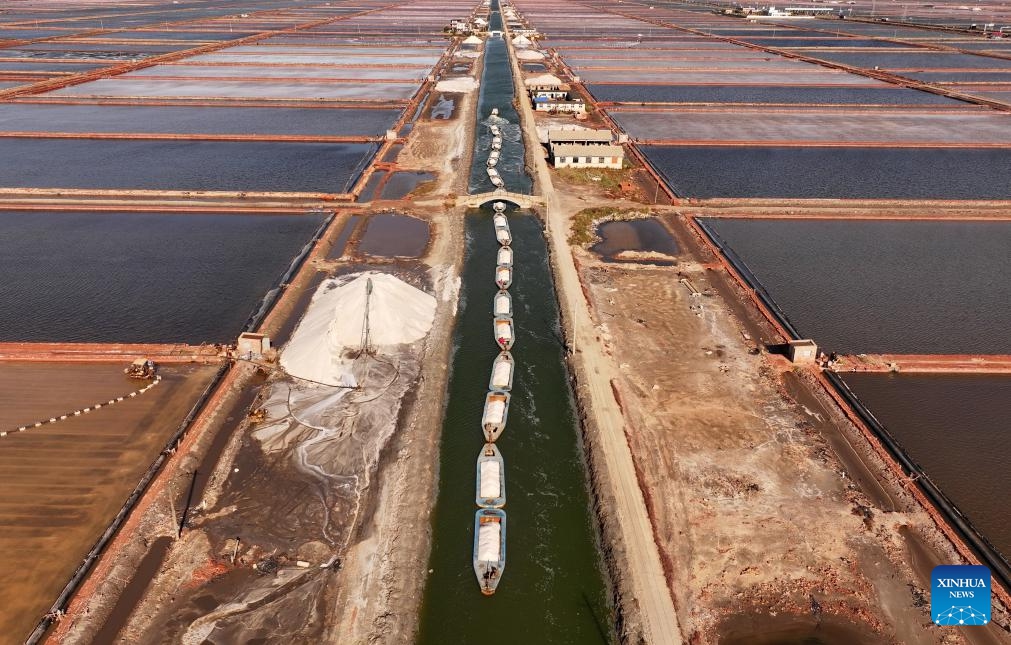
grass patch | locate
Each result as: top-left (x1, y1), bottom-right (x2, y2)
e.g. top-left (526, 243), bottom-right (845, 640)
top-left (555, 167), bottom-right (628, 192)
top-left (569, 207), bottom-right (622, 246)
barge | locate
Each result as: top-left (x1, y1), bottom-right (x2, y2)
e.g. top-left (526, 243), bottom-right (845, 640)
top-left (474, 508), bottom-right (506, 595)
top-left (476, 443), bottom-right (506, 508)
top-left (482, 390), bottom-right (510, 441)
top-left (489, 350), bottom-right (514, 391)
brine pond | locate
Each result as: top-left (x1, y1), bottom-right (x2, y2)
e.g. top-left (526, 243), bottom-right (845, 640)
top-left (843, 373), bottom-right (1011, 560)
top-left (0, 210), bottom-right (325, 343)
top-left (701, 218), bottom-right (1011, 354)
top-left (646, 146), bottom-right (1011, 199)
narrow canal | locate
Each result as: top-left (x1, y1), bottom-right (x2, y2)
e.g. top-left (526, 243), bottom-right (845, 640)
top-left (417, 2), bottom-right (613, 642)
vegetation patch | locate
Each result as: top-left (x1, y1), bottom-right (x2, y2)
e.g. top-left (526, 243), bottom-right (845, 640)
top-left (569, 206), bottom-right (645, 246)
top-left (555, 167), bottom-right (629, 192)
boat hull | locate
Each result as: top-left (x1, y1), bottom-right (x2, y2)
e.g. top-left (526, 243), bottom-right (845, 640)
top-left (494, 317), bottom-right (514, 350)
top-left (493, 290), bottom-right (512, 319)
top-left (473, 508), bottom-right (506, 595)
top-left (481, 390), bottom-right (510, 442)
top-left (495, 265), bottom-right (512, 289)
top-left (489, 350), bottom-right (514, 391)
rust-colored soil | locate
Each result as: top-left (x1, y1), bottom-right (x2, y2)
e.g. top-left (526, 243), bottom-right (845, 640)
top-left (0, 362), bottom-right (216, 641)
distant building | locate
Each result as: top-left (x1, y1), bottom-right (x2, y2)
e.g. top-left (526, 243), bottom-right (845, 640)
top-left (531, 88), bottom-right (568, 100)
top-left (534, 97), bottom-right (586, 113)
top-left (551, 143), bottom-right (624, 169)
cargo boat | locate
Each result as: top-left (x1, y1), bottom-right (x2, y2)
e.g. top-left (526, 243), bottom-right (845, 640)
top-left (474, 508), bottom-right (506, 595)
top-left (487, 167), bottom-right (504, 187)
top-left (493, 289), bottom-right (512, 318)
top-left (493, 212), bottom-right (508, 229)
top-left (497, 245), bottom-right (513, 267)
top-left (476, 443), bottom-right (506, 508)
top-left (495, 265), bottom-right (512, 289)
top-left (494, 317), bottom-right (514, 350)
top-left (495, 222), bottom-right (511, 245)
top-left (482, 390), bottom-right (510, 441)
top-left (489, 350), bottom-right (514, 391)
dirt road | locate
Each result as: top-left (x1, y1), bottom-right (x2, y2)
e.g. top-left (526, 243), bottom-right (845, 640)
top-left (506, 33), bottom-right (683, 645)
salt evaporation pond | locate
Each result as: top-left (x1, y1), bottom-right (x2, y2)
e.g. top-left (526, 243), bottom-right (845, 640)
top-left (0, 103), bottom-right (401, 136)
top-left (357, 213), bottom-right (429, 258)
top-left (842, 373), bottom-right (1011, 559)
top-left (702, 218), bottom-right (1011, 354)
top-left (0, 210), bottom-right (325, 343)
top-left (646, 146), bottom-right (1011, 199)
top-left (0, 139), bottom-right (374, 193)
top-left (587, 84), bottom-right (959, 104)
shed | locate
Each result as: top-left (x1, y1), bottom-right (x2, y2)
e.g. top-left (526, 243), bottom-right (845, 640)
top-left (548, 129), bottom-right (613, 145)
top-left (238, 332), bottom-right (271, 358)
top-left (788, 339), bottom-right (818, 363)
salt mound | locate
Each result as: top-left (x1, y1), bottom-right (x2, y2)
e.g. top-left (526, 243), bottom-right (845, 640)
top-left (281, 273), bottom-right (436, 386)
top-left (516, 49), bottom-right (544, 60)
top-left (436, 77), bottom-right (479, 92)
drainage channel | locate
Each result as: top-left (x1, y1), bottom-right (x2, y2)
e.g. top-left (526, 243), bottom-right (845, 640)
top-left (417, 1), bottom-right (613, 642)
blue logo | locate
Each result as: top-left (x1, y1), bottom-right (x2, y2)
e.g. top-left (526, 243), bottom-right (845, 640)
top-left (931, 565), bottom-right (991, 626)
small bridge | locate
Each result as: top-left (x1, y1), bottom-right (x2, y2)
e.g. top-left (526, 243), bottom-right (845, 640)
top-left (457, 191), bottom-right (544, 210)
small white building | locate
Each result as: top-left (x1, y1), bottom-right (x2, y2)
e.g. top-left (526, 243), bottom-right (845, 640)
top-left (532, 88), bottom-right (569, 100)
top-left (551, 143), bottom-right (624, 169)
top-left (534, 97), bottom-right (586, 113)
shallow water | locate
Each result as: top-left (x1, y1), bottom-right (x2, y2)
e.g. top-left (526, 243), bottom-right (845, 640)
top-left (0, 210), bottom-right (325, 343)
top-left (587, 83), bottom-right (958, 104)
top-left (702, 218), bottom-right (1011, 353)
top-left (356, 214), bottom-right (429, 257)
top-left (645, 146), bottom-right (1011, 199)
top-left (591, 218), bottom-right (679, 261)
top-left (843, 373), bottom-right (1011, 559)
top-left (0, 138), bottom-right (374, 193)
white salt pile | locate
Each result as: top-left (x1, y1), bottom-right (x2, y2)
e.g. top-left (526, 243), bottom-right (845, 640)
top-left (516, 49), bottom-right (544, 60)
top-left (478, 522), bottom-right (501, 561)
top-left (491, 360), bottom-right (512, 388)
top-left (435, 77), bottom-right (479, 92)
top-left (484, 398), bottom-right (506, 424)
top-left (480, 460), bottom-right (501, 498)
top-left (281, 272), bottom-right (436, 386)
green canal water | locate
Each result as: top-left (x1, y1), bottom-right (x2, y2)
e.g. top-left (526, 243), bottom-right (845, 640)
top-left (417, 210), bottom-right (612, 645)
top-left (417, 2), bottom-right (612, 640)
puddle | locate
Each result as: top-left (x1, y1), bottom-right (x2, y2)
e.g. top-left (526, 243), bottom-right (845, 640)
top-left (590, 217), bottom-right (679, 263)
top-left (380, 171), bottom-right (435, 200)
top-left (357, 214), bottom-right (429, 258)
top-left (522, 62), bottom-right (546, 72)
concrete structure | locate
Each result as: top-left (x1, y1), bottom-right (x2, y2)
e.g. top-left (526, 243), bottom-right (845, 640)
top-left (788, 339), bottom-right (818, 363)
top-left (551, 143), bottom-right (624, 169)
top-left (237, 332), bottom-right (271, 359)
top-left (534, 97), bottom-right (586, 113)
top-left (532, 89), bottom-right (568, 100)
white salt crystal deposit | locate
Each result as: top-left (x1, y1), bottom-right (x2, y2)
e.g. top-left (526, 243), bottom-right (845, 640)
top-left (281, 272), bottom-right (436, 386)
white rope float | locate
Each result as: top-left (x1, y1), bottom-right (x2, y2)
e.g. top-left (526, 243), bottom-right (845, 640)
top-left (0, 375), bottom-right (162, 439)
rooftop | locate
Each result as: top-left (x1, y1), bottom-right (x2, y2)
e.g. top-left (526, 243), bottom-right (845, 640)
top-left (551, 143), bottom-right (624, 157)
top-left (548, 129), bottom-right (613, 143)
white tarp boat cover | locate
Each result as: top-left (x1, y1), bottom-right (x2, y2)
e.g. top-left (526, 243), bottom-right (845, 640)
top-left (496, 228), bottom-right (510, 243)
top-left (498, 247), bottom-right (512, 264)
top-left (495, 321), bottom-right (513, 339)
top-left (492, 361), bottom-right (512, 388)
top-left (497, 267), bottom-right (510, 282)
top-left (485, 399), bottom-right (506, 424)
top-left (495, 294), bottom-right (510, 315)
top-left (478, 522), bottom-right (502, 561)
top-left (480, 461), bottom-right (501, 498)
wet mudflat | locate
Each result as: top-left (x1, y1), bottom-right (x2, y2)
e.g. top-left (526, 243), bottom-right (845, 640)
top-left (357, 213), bottom-right (429, 258)
top-left (702, 218), bottom-right (1011, 354)
top-left (0, 210), bottom-right (325, 343)
top-left (647, 146), bottom-right (1011, 199)
top-left (842, 373), bottom-right (1011, 559)
top-left (379, 171), bottom-right (434, 199)
top-left (0, 138), bottom-right (374, 192)
top-left (0, 363), bottom-right (217, 643)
